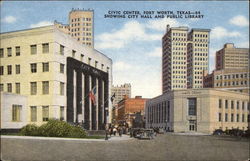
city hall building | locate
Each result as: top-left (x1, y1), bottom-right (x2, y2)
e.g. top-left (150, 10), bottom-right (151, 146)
top-left (0, 25), bottom-right (112, 131)
top-left (145, 89), bottom-right (249, 134)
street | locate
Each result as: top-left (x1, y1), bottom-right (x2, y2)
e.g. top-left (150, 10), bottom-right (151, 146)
top-left (1, 134), bottom-right (249, 161)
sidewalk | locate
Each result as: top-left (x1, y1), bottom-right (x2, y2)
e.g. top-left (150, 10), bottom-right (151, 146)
top-left (1, 134), bottom-right (133, 142)
top-left (169, 132), bottom-right (210, 136)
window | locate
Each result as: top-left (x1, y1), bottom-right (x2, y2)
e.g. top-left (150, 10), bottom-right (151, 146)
top-left (7, 47), bottom-right (12, 57)
top-left (88, 58), bottom-right (91, 65)
top-left (42, 62), bottom-right (49, 72)
top-left (60, 64), bottom-right (64, 73)
top-left (188, 98), bottom-right (197, 116)
top-left (242, 114), bottom-right (245, 122)
top-left (72, 50), bottom-right (76, 57)
top-left (16, 65), bottom-right (20, 74)
top-left (60, 45), bottom-right (64, 55)
top-left (219, 99), bottom-right (222, 108)
top-left (237, 101), bottom-right (239, 109)
top-left (231, 101), bottom-right (234, 109)
top-left (231, 114), bottom-right (234, 122)
top-left (225, 113), bottom-right (228, 122)
top-left (30, 63), bottom-right (37, 73)
top-left (0, 66), bottom-right (3, 75)
top-left (219, 113), bottom-right (222, 122)
top-left (60, 106), bottom-right (64, 121)
top-left (30, 82), bottom-right (37, 95)
top-left (15, 46), bottom-right (20, 56)
top-left (7, 83), bottom-right (12, 92)
top-left (60, 82), bottom-right (64, 95)
top-left (7, 65), bottom-right (12, 75)
top-left (42, 106), bottom-right (49, 121)
top-left (81, 54), bottom-right (84, 61)
top-left (242, 102), bottom-right (245, 110)
top-left (0, 48), bottom-right (3, 57)
top-left (42, 43), bottom-right (49, 53)
top-left (225, 100), bottom-right (228, 109)
top-left (236, 114), bottom-right (239, 122)
top-left (12, 105), bottom-right (22, 122)
top-left (42, 81), bottom-right (49, 94)
top-left (30, 45), bottom-right (37, 55)
top-left (15, 83), bottom-right (20, 94)
top-left (30, 106), bottom-right (37, 122)
top-left (0, 84), bottom-right (3, 91)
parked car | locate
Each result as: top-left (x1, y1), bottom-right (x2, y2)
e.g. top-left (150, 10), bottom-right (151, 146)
top-left (228, 129), bottom-right (244, 137)
top-left (213, 129), bottom-right (224, 135)
top-left (137, 129), bottom-right (154, 140)
top-left (242, 129), bottom-right (250, 138)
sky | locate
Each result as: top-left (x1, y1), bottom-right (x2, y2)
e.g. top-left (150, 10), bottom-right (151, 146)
top-left (1, 1), bottom-right (249, 98)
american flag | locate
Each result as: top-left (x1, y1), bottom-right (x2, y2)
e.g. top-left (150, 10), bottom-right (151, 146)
top-left (89, 86), bottom-right (96, 105)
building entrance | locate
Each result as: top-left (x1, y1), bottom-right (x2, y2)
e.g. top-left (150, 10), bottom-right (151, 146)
top-left (189, 120), bottom-right (197, 131)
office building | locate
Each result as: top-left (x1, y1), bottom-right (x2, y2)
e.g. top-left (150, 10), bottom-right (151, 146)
top-left (203, 43), bottom-right (249, 93)
top-left (216, 43), bottom-right (249, 70)
top-left (117, 96), bottom-right (148, 127)
top-left (111, 83), bottom-right (131, 106)
top-left (162, 25), bottom-right (210, 93)
top-left (54, 8), bottom-right (94, 47)
top-left (0, 25), bottom-right (112, 131)
top-left (145, 89), bottom-right (249, 134)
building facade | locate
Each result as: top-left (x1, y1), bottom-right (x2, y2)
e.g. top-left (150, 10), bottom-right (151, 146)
top-left (0, 92), bottom-right (28, 130)
top-left (216, 43), bottom-right (249, 70)
top-left (204, 43), bottom-right (249, 93)
top-left (111, 83), bottom-right (131, 106)
top-left (54, 8), bottom-right (94, 47)
top-left (0, 25), bottom-right (112, 130)
top-left (117, 96), bottom-right (148, 127)
top-left (162, 25), bottom-right (210, 93)
top-left (145, 89), bottom-right (249, 134)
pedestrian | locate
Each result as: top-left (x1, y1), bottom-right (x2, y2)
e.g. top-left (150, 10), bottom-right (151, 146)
top-left (113, 127), bottom-right (117, 136)
top-left (119, 127), bottom-right (123, 137)
top-left (109, 127), bottom-right (113, 137)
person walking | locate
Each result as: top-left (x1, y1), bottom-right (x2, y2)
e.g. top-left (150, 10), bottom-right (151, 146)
top-left (118, 127), bottom-right (123, 137)
top-left (113, 127), bottom-right (117, 136)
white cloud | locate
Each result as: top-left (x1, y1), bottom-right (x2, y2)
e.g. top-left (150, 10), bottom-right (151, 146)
top-left (236, 41), bottom-right (249, 48)
top-left (30, 21), bottom-right (53, 28)
top-left (96, 20), bottom-right (163, 50)
top-left (2, 16), bottom-right (16, 23)
top-left (113, 61), bottom-right (132, 71)
top-left (146, 47), bottom-right (162, 57)
top-left (210, 26), bottom-right (242, 39)
top-left (208, 48), bottom-right (218, 73)
top-left (229, 15), bottom-right (249, 27)
top-left (145, 18), bottom-right (185, 32)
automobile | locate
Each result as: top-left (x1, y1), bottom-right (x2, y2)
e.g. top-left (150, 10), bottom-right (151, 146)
top-left (228, 129), bottom-right (244, 137)
top-left (213, 129), bottom-right (224, 135)
top-left (242, 129), bottom-right (250, 138)
top-left (137, 129), bottom-right (154, 140)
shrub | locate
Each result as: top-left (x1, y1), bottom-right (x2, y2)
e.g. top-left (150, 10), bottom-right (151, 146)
top-left (69, 126), bottom-right (87, 138)
top-left (20, 124), bottom-right (39, 136)
top-left (38, 119), bottom-right (73, 137)
top-left (19, 119), bottom-right (87, 138)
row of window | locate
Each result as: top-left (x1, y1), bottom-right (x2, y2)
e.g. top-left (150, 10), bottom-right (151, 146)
top-left (71, 22), bottom-right (92, 27)
top-left (218, 99), bottom-right (250, 110)
top-left (215, 81), bottom-right (248, 87)
top-left (12, 105), bottom-right (65, 122)
top-left (216, 73), bottom-right (249, 80)
top-left (71, 17), bottom-right (92, 22)
top-left (71, 28), bottom-right (92, 32)
top-left (71, 32), bottom-right (92, 36)
top-left (0, 63), bottom-right (64, 75)
top-left (0, 43), bottom-right (49, 58)
top-left (0, 81), bottom-right (64, 95)
top-left (218, 113), bottom-right (249, 122)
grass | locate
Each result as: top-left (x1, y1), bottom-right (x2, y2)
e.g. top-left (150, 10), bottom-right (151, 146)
top-left (1, 133), bottom-right (105, 139)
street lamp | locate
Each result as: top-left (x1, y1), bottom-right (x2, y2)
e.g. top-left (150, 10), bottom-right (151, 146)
top-left (105, 107), bottom-right (109, 140)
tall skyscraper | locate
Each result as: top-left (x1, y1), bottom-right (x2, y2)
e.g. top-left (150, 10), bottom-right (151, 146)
top-left (162, 25), bottom-right (210, 93)
top-left (55, 8), bottom-right (94, 48)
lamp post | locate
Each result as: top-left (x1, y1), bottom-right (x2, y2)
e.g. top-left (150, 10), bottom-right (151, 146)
top-left (105, 107), bottom-right (109, 140)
